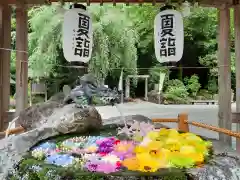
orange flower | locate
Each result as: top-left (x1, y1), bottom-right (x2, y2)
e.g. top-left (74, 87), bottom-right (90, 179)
top-left (122, 157), bottom-right (139, 171)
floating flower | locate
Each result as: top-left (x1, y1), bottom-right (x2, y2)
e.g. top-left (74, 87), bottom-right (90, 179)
top-left (134, 145), bottom-right (148, 154)
top-left (158, 128), bottom-right (170, 136)
top-left (167, 152), bottom-right (195, 168)
top-left (122, 157), bottom-right (139, 171)
top-left (97, 137), bottom-right (116, 154)
top-left (29, 127), bottom-right (212, 173)
top-left (112, 141), bottom-right (135, 158)
top-left (139, 137), bottom-right (152, 146)
top-left (84, 154), bottom-right (120, 174)
top-left (34, 142), bottom-right (56, 150)
top-left (96, 161), bottom-right (120, 174)
top-left (102, 154), bottom-right (121, 164)
top-left (45, 154), bottom-right (75, 167)
top-left (32, 148), bottom-right (46, 160)
top-left (84, 145), bottom-right (98, 153)
top-left (84, 161), bottom-right (99, 172)
top-left (186, 153), bottom-right (204, 163)
top-left (180, 145), bottom-right (196, 154)
top-left (146, 131), bottom-right (159, 140)
top-left (136, 153), bottom-right (166, 172)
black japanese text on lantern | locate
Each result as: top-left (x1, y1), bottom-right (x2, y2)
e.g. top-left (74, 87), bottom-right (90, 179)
top-left (74, 13), bottom-right (90, 58)
top-left (159, 14), bottom-right (176, 57)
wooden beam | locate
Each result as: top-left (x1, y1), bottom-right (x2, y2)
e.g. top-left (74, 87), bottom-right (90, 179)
top-left (15, 4), bottom-right (28, 116)
top-left (218, 6), bottom-right (232, 145)
top-left (5, 0), bottom-right (233, 6)
top-left (128, 75), bottom-right (150, 78)
top-left (0, 4), bottom-right (12, 131)
top-left (2, 5), bottom-right (11, 120)
top-left (0, 5), bottom-right (4, 131)
top-left (234, 5), bottom-right (240, 152)
top-left (125, 77), bottom-right (130, 99)
top-left (231, 112), bottom-right (240, 124)
top-left (145, 77), bottom-right (148, 100)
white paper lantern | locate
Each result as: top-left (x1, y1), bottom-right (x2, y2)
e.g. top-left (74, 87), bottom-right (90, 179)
top-left (63, 7), bottom-right (93, 63)
top-left (154, 9), bottom-right (184, 63)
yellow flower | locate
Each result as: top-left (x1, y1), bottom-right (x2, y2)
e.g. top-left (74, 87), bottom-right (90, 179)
top-left (186, 153), bottom-right (204, 163)
top-left (161, 148), bottom-right (171, 158)
top-left (147, 131), bottom-right (159, 140)
top-left (165, 138), bottom-right (180, 145)
top-left (134, 145), bottom-right (148, 154)
top-left (182, 133), bottom-right (203, 142)
top-left (180, 145), bottom-right (196, 154)
top-left (168, 129), bottom-right (180, 138)
top-left (158, 128), bottom-right (170, 136)
top-left (195, 144), bottom-right (208, 155)
top-left (167, 151), bottom-right (195, 168)
top-left (122, 157), bottom-right (139, 171)
top-left (147, 141), bottom-right (163, 150)
top-left (163, 140), bottom-right (181, 152)
top-left (137, 153), bottom-right (165, 172)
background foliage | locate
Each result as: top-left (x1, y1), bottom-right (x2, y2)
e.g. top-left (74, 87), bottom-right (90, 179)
top-left (9, 4), bottom-right (237, 104)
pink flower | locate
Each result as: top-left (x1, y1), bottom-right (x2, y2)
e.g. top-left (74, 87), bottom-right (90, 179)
top-left (84, 154), bottom-right (120, 174)
top-left (111, 141), bottom-right (135, 159)
top-left (55, 148), bottom-right (61, 153)
top-left (96, 161), bottom-right (120, 174)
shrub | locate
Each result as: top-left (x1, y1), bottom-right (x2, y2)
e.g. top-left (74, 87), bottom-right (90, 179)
top-left (164, 79), bottom-right (189, 104)
top-left (184, 75), bottom-right (201, 97)
top-left (207, 77), bottom-right (218, 95)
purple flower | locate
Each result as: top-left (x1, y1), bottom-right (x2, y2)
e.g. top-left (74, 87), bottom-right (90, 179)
top-left (97, 138), bottom-right (116, 154)
top-left (84, 161), bottom-right (99, 172)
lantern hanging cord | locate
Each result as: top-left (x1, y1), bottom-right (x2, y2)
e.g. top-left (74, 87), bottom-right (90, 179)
top-left (0, 48), bottom-right (28, 54)
top-left (18, 61), bottom-right (229, 69)
top-left (0, 48), bottom-right (231, 69)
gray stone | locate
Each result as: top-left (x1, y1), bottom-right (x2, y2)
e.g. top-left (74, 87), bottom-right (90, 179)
top-left (1, 110), bottom-right (240, 180)
top-left (0, 103), bottom-right (102, 179)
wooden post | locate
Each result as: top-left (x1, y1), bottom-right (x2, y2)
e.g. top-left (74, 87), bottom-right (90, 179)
top-left (125, 77), bottom-right (130, 99)
top-left (145, 77), bottom-right (148, 101)
top-left (0, 4), bottom-right (11, 131)
top-left (15, 4), bottom-right (28, 116)
top-left (218, 6), bottom-right (232, 145)
top-left (234, 5), bottom-right (240, 152)
top-left (178, 113), bottom-right (189, 132)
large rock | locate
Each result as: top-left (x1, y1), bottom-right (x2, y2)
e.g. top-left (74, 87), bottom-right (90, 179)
top-left (0, 103), bottom-right (102, 179)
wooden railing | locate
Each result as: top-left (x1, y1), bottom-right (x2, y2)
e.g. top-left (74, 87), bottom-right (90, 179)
top-left (152, 113), bottom-right (240, 152)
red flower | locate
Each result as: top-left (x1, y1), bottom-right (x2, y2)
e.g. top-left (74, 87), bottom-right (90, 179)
top-left (116, 161), bottom-right (121, 167)
top-left (100, 152), bottom-right (107, 156)
top-left (114, 140), bottom-right (121, 145)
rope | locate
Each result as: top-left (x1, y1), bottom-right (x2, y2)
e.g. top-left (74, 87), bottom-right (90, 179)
top-left (0, 48), bottom-right (28, 54)
top-left (186, 120), bottom-right (240, 139)
top-left (0, 47), bottom-right (231, 70)
top-left (152, 118), bottom-right (240, 139)
top-left (5, 116), bottom-right (19, 138)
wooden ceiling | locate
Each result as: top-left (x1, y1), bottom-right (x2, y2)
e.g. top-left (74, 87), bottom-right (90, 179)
top-left (5, 0), bottom-right (237, 6)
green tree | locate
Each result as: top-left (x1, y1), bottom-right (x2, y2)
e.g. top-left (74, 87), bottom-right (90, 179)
top-left (27, 4), bottom-right (138, 84)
